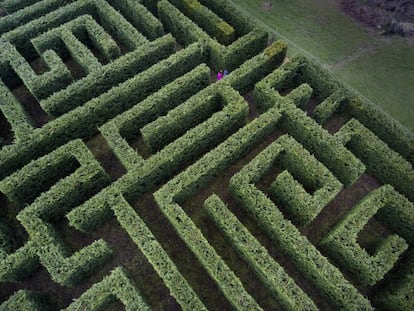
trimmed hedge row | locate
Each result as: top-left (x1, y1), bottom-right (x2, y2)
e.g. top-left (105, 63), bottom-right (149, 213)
top-left (374, 185), bottom-right (414, 244)
top-left (225, 39), bottom-right (287, 94)
top-left (374, 250), bottom-right (414, 311)
top-left (267, 135), bottom-right (342, 225)
top-left (0, 146), bottom-right (79, 204)
top-left (168, 0), bottom-right (235, 45)
top-left (158, 0), bottom-right (267, 71)
top-left (41, 34), bottom-right (173, 116)
top-left (198, 0), bottom-right (257, 35)
top-left (100, 63), bottom-right (210, 170)
top-left (64, 267), bottom-right (151, 311)
top-left (68, 97), bottom-right (282, 249)
top-left (0, 0), bottom-right (74, 36)
top-left (155, 184), bottom-right (262, 309)
top-left (61, 29), bottom-right (101, 74)
top-left (0, 39), bottom-right (202, 180)
top-left (12, 140), bottom-right (112, 286)
top-left (205, 194), bottom-right (318, 311)
top-left (281, 100), bottom-right (365, 186)
top-left (0, 0), bottom-right (39, 13)
top-left (1, 0), bottom-right (147, 61)
top-left (0, 290), bottom-right (45, 311)
top-left (113, 194), bottom-right (207, 310)
top-left (111, 0), bottom-right (164, 40)
top-left (93, 0), bottom-right (147, 51)
top-left (31, 14), bottom-right (120, 63)
top-left (347, 97), bottom-right (414, 164)
top-left (320, 185), bottom-right (408, 286)
top-left (68, 81), bottom-right (251, 232)
top-left (285, 83), bottom-right (313, 108)
top-left (0, 39), bottom-right (73, 101)
top-left (0, 241), bottom-right (38, 282)
top-left (314, 90), bottom-right (346, 124)
top-left (229, 156), bottom-right (373, 310)
top-left (336, 118), bottom-right (414, 202)
top-left (0, 78), bottom-right (34, 141)
top-left (141, 83), bottom-right (240, 152)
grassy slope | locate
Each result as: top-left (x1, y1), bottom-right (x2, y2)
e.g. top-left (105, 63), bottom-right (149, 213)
top-left (231, 0), bottom-right (414, 132)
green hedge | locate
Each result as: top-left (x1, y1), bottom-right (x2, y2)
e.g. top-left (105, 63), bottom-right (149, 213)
top-left (280, 99), bottom-right (365, 186)
top-left (65, 267), bottom-right (151, 311)
top-left (158, 0), bottom-right (267, 71)
top-left (0, 0), bottom-right (39, 13)
top-left (374, 250), bottom-right (414, 311)
top-left (168, 0), bottom-right (235, 45)
top-left (1, 0), bottom-right (145, 59)
top-left (347, 97), bottom-right (414, 164)
top-left (336, 118), bottom-right (414, 201)
top-left (0, 139), bottom-right (106, 204)
top-left (229, 152), bottom-right (373, 310)
top-left (0, 241), bottom-right (39, 282)
top-left (0, 39), bottom-right (202, 180)
top-left (155, 179), bottom-right (261, 309)
top-left (198, 0), bottom-right (258, 35)
top-left (0, 0), bottom-right (74, 36)
top-left (266, 135), bottom-right (342, 225)
top-left (0, 290), bottom-right (45, 311)
top-left (68, 96), bottom-right (281, 246)
top-left (314, 90), bottom-right (346, 124)
top-left (94, 0), bottom-right (147, 51)
top-left (205, 194), bottom-right (318, 311)
top-left (320, 185), bottom-right (408, 286)
top-left (11, 140), bottom-right (112, 286)
top-left (113, 194), bottom-right (207, 311)
top-left (32, 14), bottom-right (120, 63)
top-left (41, 34), bottom-right (173, 116)
top-left (374, 186), bottom-right (414, 244)
top-left (0, 79), bottom-right (34, 142)
top-left (140, 83), bottom-right (234, 152)
top-left (68, 81), bottom-right (251, 232)
top-left (285, 83), bottom-right (313, 108)
top-left (100, 63), bottom-right (209, 170)
top-left (0, 39), bottom-right (73, 101)
top-left (111, 0), bottom-right (164, 40)
top-left (225, 39), bottom-right (287, 94)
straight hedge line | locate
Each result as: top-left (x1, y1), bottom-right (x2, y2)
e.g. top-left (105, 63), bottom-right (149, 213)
top-left (205, 194), bottom-right (318, 311)
top-left (229, 147), bottom-right (373, 310)
top-left (68, 81), bottom-right (250, 231)
top-left (113, 194), bottom-right (207, 311)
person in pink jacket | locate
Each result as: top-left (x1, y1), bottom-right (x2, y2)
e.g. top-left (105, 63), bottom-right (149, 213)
top-left (217, 70), bottom-right (223, 80)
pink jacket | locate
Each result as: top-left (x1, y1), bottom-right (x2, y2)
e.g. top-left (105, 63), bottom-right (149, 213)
top-left (217, 72), bottom-right (223, 80)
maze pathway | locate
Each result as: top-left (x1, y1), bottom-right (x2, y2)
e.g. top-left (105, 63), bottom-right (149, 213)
top-left (0, 0), bottom-right (413, 310)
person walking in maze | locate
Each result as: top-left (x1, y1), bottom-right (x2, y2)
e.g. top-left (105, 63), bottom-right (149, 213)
top-left (223, 69), bottom-right (229, 77)
top-left (217, 70), bottom-right (223, 80)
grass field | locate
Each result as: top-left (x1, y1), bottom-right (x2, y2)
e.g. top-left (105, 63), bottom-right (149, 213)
top-left (231, 0), bottom-right (414, 132)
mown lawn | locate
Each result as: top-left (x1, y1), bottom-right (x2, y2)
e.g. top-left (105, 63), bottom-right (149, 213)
top-left (231, 0), bottom-right (414, 133)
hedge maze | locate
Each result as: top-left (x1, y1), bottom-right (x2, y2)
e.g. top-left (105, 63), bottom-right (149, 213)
top-left (0, 0), bottom-right (413, 310)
